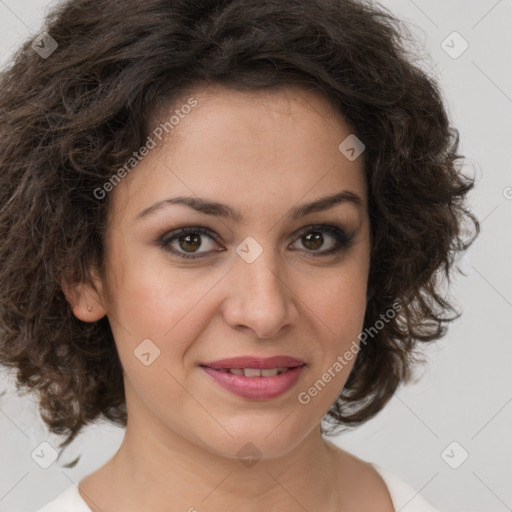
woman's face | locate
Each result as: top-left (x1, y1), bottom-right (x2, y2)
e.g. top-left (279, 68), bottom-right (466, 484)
top-left (90, 85), bottom-right (371, 459)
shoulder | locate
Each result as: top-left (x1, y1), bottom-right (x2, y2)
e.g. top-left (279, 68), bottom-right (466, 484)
top-left (370, 462), bottom-right (443, 512)
top-left (326, 441), bottom-right (443, 512)
top-left (36, 485), bottom-right (92, 512)
top-left (37, 453), bottom-right (443, 512)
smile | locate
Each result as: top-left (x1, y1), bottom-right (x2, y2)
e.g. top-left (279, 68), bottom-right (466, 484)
top-left (216, 367), bottom-right (290, 377)
top-left (201, 365), bottom-right (305, 400)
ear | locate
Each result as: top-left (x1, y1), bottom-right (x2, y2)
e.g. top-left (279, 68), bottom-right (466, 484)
top-left (60, 268), bottom-right (108, 322)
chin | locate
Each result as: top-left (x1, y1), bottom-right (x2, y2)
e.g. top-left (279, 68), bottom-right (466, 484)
top-left (196, 420), bottom-right (313, 463)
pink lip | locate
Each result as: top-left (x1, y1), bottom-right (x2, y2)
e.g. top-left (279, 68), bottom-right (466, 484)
top-left (200, 356), bottom-right (306, 400)
top-left (201, 365), bottom-right (305, 400)
top-left (201, 355), bottom-right (304, 370)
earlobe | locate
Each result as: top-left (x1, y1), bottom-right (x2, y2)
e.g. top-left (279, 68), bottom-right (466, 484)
top-left (60, 274), bottom-right (108, 322)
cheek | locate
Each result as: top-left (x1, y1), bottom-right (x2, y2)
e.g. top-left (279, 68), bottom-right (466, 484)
top-left (296, 260), bottom-right (368, 398)
top-left (308, 260), bottom-right (369, 337)
top-left (104, 258), bottom-right (227, 367)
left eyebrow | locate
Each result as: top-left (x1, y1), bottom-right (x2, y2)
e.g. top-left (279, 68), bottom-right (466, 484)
top-left (135, 190), bottom-right (364, 222)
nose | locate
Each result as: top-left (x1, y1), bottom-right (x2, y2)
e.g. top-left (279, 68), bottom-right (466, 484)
top-left (221, 250), bottom-right (300, 339)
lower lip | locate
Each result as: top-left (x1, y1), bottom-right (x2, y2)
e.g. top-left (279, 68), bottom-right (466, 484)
top-left (201, 366), bottom-right (305, 400)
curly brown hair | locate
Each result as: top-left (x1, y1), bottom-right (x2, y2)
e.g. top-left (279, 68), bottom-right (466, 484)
top-left (0, 0), bottom-right (479, 454)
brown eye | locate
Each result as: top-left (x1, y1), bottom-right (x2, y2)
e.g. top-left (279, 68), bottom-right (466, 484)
top-left (177, 233), bottom-right (202, 253)
top-left (290, 224), bottom-right (354, 256)
top-left (158, 224), bottom-right (353, 261)
top-left (159, 227), bottom-right (223, 259)
top-left (301, 231), bottom-right (325, 251)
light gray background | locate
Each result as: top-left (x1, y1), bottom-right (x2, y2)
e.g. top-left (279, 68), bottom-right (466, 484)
top-left (0, 1), bottom-right (511, 511)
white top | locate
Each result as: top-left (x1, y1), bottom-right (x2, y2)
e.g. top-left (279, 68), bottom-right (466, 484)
top-left (36, 462), bottom-right (442, 511)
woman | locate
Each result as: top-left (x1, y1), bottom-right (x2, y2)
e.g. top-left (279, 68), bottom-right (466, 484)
top-left (0, 0), bottom-right (479, 510)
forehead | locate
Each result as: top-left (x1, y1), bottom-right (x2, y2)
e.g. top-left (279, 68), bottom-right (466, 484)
top-left (110, 84), bottom-right (367, 224)
top-left (153, 84), bottom-right (350, 149)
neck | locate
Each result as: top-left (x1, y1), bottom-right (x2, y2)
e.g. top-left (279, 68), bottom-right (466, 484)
top-left (79, 420), bottom-right (346, 511)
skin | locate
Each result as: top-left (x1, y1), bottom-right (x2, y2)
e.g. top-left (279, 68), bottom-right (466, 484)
top-left (62, 84), bottom-right (394, 511)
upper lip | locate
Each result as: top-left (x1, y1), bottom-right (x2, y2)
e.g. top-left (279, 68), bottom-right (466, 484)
top-left (200, 356), bottom-right (305, 370)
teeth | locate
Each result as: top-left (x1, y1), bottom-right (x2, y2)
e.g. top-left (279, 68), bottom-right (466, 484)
top-left (243, 368), bottom-right (262, 377)
top-left (260, 368), bottom-right (279, 377)
top-left (224, 367), bottom-right (289, 377)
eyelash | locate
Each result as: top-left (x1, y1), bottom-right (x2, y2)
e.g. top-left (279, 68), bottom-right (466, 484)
top-left (157, 224), bottom-right (355, 260)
